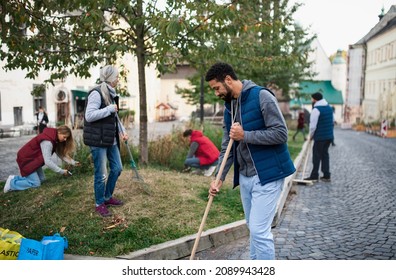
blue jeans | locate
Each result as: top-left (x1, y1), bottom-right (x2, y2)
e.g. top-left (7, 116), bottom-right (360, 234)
top-left (184, 157), bottom-right (201, 168)
top-left (10, 167), bottom-right (46, 191)
top-left (184, 157), bottom-right (218, 169)
top-left (90, 145), bottom-right (123, 206)
top-left (239, 174), bottom-right (284, 260)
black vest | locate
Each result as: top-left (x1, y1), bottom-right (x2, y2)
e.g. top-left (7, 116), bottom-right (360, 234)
top-left (83, 86), bottom-right (118, 147)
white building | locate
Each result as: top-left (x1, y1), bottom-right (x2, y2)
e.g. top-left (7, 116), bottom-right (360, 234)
top-left (346, 5), bottom-right (396, 125)
top-left (291, 38), bottom-right (345, 124)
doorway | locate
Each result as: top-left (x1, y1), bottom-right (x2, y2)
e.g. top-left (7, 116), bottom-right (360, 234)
top-left (56, 103), bottom-right (70, 126)
top-left (13, 107), bottom-right (23, 126)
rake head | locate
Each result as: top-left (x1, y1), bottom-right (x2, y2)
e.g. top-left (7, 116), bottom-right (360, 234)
top-left (124, 141), bottom-right (151, 195)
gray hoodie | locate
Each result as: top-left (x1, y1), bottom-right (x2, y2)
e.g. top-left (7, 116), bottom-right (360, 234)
top-left (217, 80), bottom-right (289, 182)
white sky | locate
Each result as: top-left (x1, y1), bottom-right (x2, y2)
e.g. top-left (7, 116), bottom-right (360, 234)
top-left (291, 0), bottom-right (395, 56)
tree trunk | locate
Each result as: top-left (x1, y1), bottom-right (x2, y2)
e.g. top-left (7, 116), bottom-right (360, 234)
top-left (200, 75), bottom-right (204, 124)
top-left (136, 0), bottom-right (148, 164)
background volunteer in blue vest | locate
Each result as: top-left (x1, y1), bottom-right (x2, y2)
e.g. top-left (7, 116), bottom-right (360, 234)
top-left (205, 62), bottom-right (295, 260)
top-left (83, 65), bottom-right (128, 217)
top-left (304, 92), bottom-right (334, 182)
top-left (4, 125), bottom-right (79, 193)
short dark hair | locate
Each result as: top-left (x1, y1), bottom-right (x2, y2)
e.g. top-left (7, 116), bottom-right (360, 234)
top-left (205, 62), bottom-right (238, 82)
top-left (183, 129), bottom-right (192, 137)
top-left (311, 92), bottom-right (323, 101)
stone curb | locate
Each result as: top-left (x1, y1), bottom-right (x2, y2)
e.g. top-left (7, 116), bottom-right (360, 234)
top-left (64, 220), bottom-right (248, 260)
top-left (117, 220), bottom-right (249, 260)
top-left (273, 140), bottom-right (310, 226)
top-left (65, 142), bottom-right (308, 260)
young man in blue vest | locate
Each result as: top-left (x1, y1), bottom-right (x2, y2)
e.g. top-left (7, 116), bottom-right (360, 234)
top-left (205, 62), bottom-right (295, 260)
top-left (305, 92), bottom-right (334, 182)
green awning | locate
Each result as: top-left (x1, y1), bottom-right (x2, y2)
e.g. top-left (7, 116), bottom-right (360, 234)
top-left (71, 89), bottom-right (88, 100)
top-left (291, 80), bottom-right (344, 106)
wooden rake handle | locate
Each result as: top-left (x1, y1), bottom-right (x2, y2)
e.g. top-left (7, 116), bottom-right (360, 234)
top-left (189, 138), bottom-right (234, 260)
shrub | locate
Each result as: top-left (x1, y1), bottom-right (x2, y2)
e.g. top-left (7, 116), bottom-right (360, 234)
top-left (147, 121), bottom-right (224, 170)
top-left (73, 120), bottom-right (298, 172)
top-left (70, 138), bottom-right (94, 174)
top-left (148, 129), bottom-right (188, 170)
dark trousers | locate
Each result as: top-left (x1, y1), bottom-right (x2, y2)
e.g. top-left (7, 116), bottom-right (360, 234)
top-left (310, 140), bottom-right (332, 179)
top-left (38, 123), bottom-right (47, 134)
top-left (292, 128), bottom-right (305, 140)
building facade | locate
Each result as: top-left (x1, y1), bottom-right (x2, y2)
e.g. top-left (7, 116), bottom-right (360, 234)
top-left (290, 38), bottom-right (345, 123)
top-left (346, 5), bottom-right (396, 125)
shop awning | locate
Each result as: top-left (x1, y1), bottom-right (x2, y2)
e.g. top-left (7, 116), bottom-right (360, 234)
top-left (71, 89), bottom-right (88, 100)
top-left (290, 80), bottom-right (344, 108)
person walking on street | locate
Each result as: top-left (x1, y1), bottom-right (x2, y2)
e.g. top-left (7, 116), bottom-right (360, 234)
top-left (292, 110), bottom-right (306, 141)
top-left (182, 129), bottom-right (219, 176)
top-left (205, 62), bottom-right (295, 260)
top-left (304, 92), bottom-right (334, 182)
top-left (35, 106), bottom-right (49, 134)
top-left (83, 65), bottom-right (128, 217)
top-left (3, 125), bottom-right (79, 193)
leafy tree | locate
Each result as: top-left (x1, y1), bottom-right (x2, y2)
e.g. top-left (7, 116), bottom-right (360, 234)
top-left (0, 0), bottom-right (313, 163)
top-left (175, 0), bottom-right (315, 105)
top-left (0, 0), bottom-right (230, 163)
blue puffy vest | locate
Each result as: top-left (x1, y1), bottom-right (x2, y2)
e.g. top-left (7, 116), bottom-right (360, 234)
top-left (224, 86), bottom-right (295, 187)
top-left (313, 105), bottom-right (334, 141)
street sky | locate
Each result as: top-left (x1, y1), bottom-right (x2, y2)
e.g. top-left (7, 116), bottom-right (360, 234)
top-left (291, 0), bottom-right (395, 56)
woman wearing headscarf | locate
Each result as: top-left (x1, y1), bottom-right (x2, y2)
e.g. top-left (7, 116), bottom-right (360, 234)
top-left (83, 65), bottom-right (128, 217)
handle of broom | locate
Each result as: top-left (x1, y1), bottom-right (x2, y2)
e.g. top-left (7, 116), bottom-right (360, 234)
top-left (190, 138), bottom-right (234, 260)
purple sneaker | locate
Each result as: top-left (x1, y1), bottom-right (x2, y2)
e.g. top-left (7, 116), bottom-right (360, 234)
top-left (104, 197), bottom-right (124, 207)
top-left (95, 204), bottom-right (112, 217)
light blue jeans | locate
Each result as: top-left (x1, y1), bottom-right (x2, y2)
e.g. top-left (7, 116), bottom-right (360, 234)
top-left (90, 144), bottom-right (123, 206)
top-left (10, 167), bottom-right (46, 191)
top-left (239, 174), bottom-right (284, 260)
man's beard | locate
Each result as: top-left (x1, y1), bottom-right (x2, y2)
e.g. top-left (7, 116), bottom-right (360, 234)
top-left (220, 82), bottom-right (233, 103)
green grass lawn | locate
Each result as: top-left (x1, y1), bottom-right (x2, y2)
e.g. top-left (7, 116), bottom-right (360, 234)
top-left (0, 130), bottom-right (303, 258)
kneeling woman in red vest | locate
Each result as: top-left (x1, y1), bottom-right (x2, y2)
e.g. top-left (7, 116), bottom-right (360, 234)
top-left (3, 125), bottom-right (79, 193)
